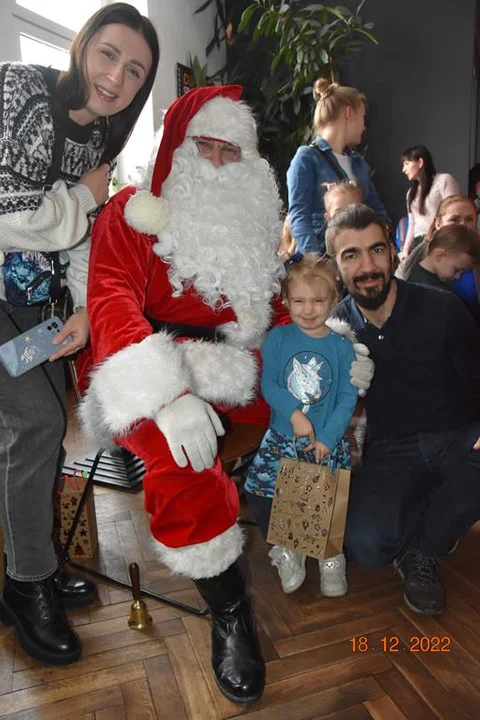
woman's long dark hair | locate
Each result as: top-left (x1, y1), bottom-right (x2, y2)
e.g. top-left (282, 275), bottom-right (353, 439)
top-left (55, 2), bottom-right (160, 163)
top-left (401, 145), bottom-right (436, 215)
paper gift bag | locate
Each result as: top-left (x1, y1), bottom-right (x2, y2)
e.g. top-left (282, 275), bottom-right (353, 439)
top-left (267, 457), bottom-right (351, 560)
top-left (55, 472), bottom-right (98, 558)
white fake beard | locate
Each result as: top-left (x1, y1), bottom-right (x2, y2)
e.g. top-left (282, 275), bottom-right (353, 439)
top-left (153, 143), bottom-right (284, 316)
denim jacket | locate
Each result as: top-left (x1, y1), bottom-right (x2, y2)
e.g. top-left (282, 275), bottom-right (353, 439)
top-left (286, 137), bottom-right (391, 254)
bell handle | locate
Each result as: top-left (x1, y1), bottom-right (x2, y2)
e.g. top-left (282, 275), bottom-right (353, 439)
top-left (129, 562), bottom-right (142, 601)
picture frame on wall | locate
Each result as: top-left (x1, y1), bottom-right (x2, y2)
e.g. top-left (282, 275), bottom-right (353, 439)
top-left (176, 62), bottom-right (194, 97)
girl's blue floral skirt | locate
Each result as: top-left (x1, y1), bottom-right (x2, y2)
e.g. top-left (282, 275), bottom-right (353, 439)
top-left (244, 427), bottom-right (351, 499)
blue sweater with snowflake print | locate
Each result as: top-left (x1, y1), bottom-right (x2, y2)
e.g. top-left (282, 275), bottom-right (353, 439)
top-left (261, 324), bottom-right (358, 451)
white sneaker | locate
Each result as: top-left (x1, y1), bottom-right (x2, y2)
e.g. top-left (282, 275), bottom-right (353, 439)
top-left (318, 553), bottom-right (348, 597)
top-left (268, 546), bottom-right (306, 594)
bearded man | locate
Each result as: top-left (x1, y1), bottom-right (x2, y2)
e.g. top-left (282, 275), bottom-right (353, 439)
top-left (79, 85), bottom-right (284, 705)
top-left (79, 87), bottom-right (371, 705)
top-left (327, 203), bottom-right (480, 617)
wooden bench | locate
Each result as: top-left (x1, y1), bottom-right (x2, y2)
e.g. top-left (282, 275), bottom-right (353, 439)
top-left (219, 422), bottom-right (267, 475)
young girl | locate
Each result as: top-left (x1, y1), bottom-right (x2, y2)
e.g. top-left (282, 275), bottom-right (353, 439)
top-left (286, 78), bottom-right (390, 255)
top-left (278, 180), bottom-right (363, 260)
top-left (400, 145), bottom-right (460, 258)
top-left (0, 3), bottom-right (159, 667)
top-left (244, 257), bottom-right (358, 597)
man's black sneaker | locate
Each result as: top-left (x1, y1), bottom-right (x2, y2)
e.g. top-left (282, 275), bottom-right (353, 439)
top-left (393, 550), bottom-right (445, 615)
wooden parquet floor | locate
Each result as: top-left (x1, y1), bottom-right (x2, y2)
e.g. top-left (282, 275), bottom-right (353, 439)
top-left (1, 395), bottom-right (480, 719)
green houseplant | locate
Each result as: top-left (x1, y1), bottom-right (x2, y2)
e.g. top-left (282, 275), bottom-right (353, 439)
top-left (194, 1), bottom-right (378, 193)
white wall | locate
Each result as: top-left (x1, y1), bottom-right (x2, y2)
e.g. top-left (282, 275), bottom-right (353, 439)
top-left (0, 1), bottom-right (21, 61)
top-left (148, 0), bottom-right (225, 130)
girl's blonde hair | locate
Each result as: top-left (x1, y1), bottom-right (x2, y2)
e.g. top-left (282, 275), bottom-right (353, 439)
top-left (313, 78), bottom-right (366, 134)
top-left (278, 182), bottom-right (363, 260)
top-left (281, 255), bottom-right (339, 305)
top-left (323, 180), bottom-right (363, 215)
top-left (278, 215), bottom-right (296, 260)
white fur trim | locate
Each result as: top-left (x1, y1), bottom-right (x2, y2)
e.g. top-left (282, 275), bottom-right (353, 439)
top-left (124, 190), bottom-right (170, 235)
top-left (79, 331), bottom-right (190, 443)
top-left (181, 340), bottom-right (258, 406)
top-left (156, 523), bottom-right (244, 579)
top-left (187, 97), bottom-right (258, 155)
top-left (218, 298), bottom-right (273, 350)
top-left (326, 316), bottom-right (358, 343)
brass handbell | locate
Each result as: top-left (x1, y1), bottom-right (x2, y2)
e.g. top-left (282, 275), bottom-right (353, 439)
top-left (128, 562), bottom-right (152, 630)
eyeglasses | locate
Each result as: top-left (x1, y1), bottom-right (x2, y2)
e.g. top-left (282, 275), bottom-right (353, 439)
top-left (190, 136), bottom-right (241, 163)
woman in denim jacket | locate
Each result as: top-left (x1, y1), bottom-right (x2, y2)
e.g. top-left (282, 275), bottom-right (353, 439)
top-left (287, 78), bottom-right (390, 255)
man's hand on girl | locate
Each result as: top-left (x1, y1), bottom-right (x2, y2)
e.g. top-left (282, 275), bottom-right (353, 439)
top-left (351, 342), bottom-right (375, 396)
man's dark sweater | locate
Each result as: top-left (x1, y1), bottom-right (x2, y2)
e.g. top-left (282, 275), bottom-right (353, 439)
top-left (334, 279), bottom-right (480, 440)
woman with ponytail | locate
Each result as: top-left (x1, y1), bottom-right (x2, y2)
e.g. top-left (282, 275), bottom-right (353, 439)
top-left (286, 78), bottom-right (390, 255)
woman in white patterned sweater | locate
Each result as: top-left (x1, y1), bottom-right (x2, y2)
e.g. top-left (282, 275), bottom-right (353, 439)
top-left (401, 144), bottom-right (460, 258)
top-left (0, 3), bottom-right (159, 667)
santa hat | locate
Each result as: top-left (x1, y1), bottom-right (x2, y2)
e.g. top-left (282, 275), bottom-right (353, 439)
top-left (125, 85), bottom-right (247, 235)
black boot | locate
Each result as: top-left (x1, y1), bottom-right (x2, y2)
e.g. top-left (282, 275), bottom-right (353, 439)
top-left (0, 574), bottom-right (82, 665)
top-left (53, 567), bottom-right (97, 609)
top-left (194, 561), bottom-right (265, 705)
top-left (3, 554), bottom-right (97, 610)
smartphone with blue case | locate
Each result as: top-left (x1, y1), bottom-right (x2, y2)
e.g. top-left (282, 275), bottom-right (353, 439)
top-left (0, 317), bottom-right (72, 377)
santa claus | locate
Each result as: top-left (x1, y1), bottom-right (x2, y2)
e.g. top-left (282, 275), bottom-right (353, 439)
top-left (80, 85), bottom-right (372, 705)
top-left (80, 85), bottom-right (284, 705)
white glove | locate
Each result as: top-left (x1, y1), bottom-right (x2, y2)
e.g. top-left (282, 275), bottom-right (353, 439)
top-left (350, 343), bottom-right (375, 397)
top-left (155, 394), bottom-right (225, 472)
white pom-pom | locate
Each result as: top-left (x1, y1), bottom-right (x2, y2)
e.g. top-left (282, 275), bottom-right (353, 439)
top-left (124, 190), bottom-right (170, 235)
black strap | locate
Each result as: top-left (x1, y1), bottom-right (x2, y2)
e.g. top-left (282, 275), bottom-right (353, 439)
top-left (48, 252), bottom-right (62, 304)
top-left (309, 142), bottom-right (345, 181)
top-left (33, 65), bottom-right (67, 190)
top-left (145, 317), bottom-right (226, 343)
top-left (32, 66), bottom-right (68, 303)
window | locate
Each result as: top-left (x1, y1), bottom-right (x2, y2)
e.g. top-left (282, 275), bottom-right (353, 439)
top-left (19, 34), bottom-right (69, 70)
top-left (16, 1), bottom-right (101, 33)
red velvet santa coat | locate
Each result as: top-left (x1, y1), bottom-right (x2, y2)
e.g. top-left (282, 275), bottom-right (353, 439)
top-left (80, 187), bottom-right (284, 579)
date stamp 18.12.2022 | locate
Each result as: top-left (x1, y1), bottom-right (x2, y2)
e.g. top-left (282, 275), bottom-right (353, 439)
top-left (350, 635), bottom-right (451, 653)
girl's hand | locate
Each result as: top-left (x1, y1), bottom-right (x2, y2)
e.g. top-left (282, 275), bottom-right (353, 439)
top-left (474, 437), bottom-right (480, 450)
top-left (291, 409), bottom-right (315, 443)
top-left (79, 164), bottom-right (110, 207)
top-left (50, 307), bottom-right (90, 360)
top-left (306, 440), bottom-right (331, 464)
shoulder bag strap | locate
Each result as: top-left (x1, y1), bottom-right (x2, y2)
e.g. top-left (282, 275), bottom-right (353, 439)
top-left (33, 65), bottom-right (67, 191)
top-left (33, 66), bottom-right (69, 302)
top-left (309, 142), bottom-right (345, 181)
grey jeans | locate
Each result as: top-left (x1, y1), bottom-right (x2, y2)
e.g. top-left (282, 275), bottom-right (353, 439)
top-left (0, 302), bottom-right (66, 581)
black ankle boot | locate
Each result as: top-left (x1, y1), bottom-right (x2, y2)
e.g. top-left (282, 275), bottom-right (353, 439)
top-left (0, 574), bottom-right (82, 665)
top-left (194, 561), bottom-right (265, 705)
top-left (3, 554), bottom-right (97, 610)
top-left (54, 568), bottom-right (97, 609)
